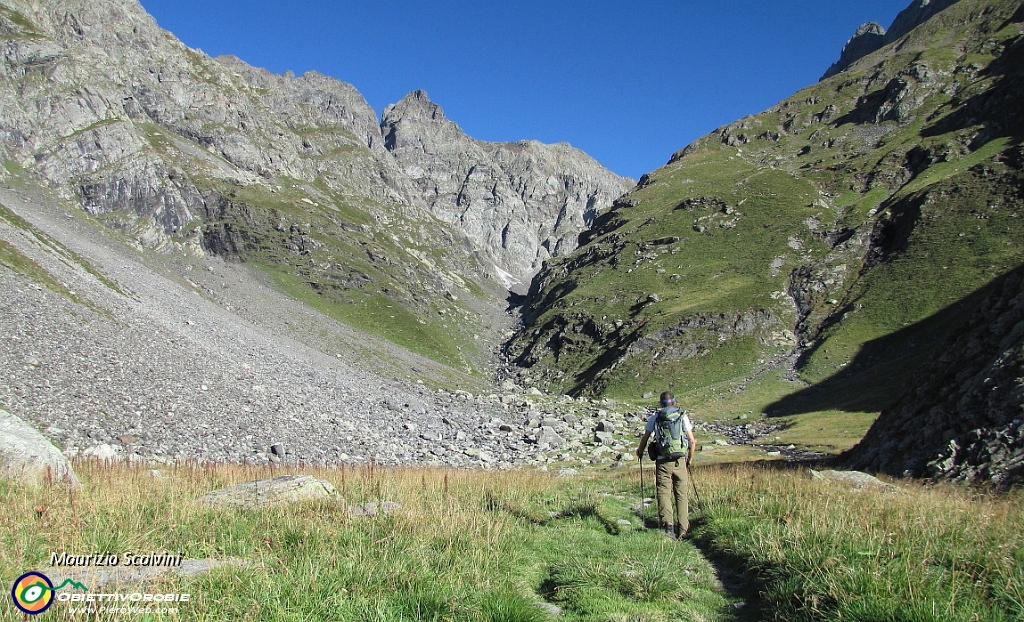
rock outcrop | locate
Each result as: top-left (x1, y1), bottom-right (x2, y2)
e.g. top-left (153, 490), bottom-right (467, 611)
top-left (809, 469), bottom-right (905, 493)
top-left (381, 90), bottom-right (632, 286)
top-left (822, 21), bottom-right (887, 81)
top-left (821, 0), bottom-right (961, 79)
top-left (0, 408), bottom-right (80, 487)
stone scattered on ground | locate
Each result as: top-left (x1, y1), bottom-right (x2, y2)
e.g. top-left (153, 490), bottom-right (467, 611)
top-left (809, 469), bottom-right (905, 492)
top-left (348, 501), bottom-right (402, 517)
top-left (198, 475), bottom-right (340, 508)
top-left (533, 601), bottom-right (562, 616)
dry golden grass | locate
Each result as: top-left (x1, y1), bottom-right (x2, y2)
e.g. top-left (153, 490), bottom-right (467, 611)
top-left (4, 459), bottom-right (1020, 621)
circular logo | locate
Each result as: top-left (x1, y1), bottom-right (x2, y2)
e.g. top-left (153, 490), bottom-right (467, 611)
top-left (11, 571), bottom-right (54, 615)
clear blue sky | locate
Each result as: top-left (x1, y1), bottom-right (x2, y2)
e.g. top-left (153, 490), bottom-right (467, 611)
top-left (136, 0), bottom-right (910, 180)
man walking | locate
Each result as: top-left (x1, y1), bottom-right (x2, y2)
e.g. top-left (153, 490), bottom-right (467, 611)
top-left (635, 391), bottom-right (696, 539)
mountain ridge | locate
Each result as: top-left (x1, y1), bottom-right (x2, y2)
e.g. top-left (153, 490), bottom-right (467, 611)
top-left (821, 0), bottom-right (962, 79)
top-left (0, 0), bottom-right (628, 375)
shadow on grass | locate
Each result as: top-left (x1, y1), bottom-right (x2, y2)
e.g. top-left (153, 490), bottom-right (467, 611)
top-left (687, 534), bottom-right (771, 622)
top-left (485, 491), bottom-right (628, 535)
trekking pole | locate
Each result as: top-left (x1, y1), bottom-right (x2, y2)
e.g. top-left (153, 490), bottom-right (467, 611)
top-left (687, 461), bottom-right (702, 510)
top-left (638, 455), bottom-right (645, 501)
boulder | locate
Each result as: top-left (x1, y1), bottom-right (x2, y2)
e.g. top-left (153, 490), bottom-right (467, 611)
top-left (385, 395), bottom-right (428, 414)
top-left (198, 475), bottom-right (340, 508)
top-left (81, 443), bottom-right (121, 460)
top-left (536, 426), bottom-right (565, 449)
top-left (809, 469), bottom-right (904, 493)
top-left (0, 409), bottom-right (80, 488)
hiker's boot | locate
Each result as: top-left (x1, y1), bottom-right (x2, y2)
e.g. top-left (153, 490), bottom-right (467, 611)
top-left (662, 523), bottom-right (676, 539)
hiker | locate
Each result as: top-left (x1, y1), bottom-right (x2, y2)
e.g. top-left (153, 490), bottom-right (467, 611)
top-left (635, 391), bottom-right (696, 539)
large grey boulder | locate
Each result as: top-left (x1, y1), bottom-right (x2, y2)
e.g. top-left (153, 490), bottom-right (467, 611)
top-left (809, 469), bottom-right (904, 493)
top-left (0, 409), bottom-right (80, 488)
top-left (198, 475), bottom-right (340, 508)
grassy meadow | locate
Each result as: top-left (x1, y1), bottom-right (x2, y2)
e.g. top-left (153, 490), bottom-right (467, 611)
top-left (1, 459), bottom-right (1021, 621)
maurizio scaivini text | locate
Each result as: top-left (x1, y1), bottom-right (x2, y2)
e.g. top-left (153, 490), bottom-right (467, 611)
top-left (50, 551), bottom-right (184, 567)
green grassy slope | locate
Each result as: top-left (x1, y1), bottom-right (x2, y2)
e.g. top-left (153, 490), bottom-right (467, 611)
top-left (507, 0), bottom-right (1024, 440)
top-left (193, 176), bottom-right (500, 374)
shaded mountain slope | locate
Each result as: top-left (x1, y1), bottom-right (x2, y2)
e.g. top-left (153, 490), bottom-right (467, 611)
top-left (842, 262), bottom-right (1023, 487)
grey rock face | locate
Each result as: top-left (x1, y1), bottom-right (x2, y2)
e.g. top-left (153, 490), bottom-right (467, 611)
top-left (381, 90), bottom-right (631, 285)
top-left (0, 408), bottom-right (80, 487)
top-left (822, 21), bottom-right (887, 81)
top-left (0, 0), bottom-right (415, 255)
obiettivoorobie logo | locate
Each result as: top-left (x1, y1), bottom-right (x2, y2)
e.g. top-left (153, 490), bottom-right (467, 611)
top-left (10, 571), bottom-right (86, 615)
top-left (10, 568), bottom-right (190, 616)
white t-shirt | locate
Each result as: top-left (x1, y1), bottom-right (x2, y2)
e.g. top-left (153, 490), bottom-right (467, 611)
top-left (645, 409), bottom-right (693, 434)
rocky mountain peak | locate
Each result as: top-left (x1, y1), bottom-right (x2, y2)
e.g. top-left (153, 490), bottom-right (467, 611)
top-left (380, 90), bottom-right (631, 286)
top-left (381, 89), bottom-right (465, 155)
top-left (821, 0), bottom-right (961, 79)
top-left (388, 89), bottom-right (446, 121)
